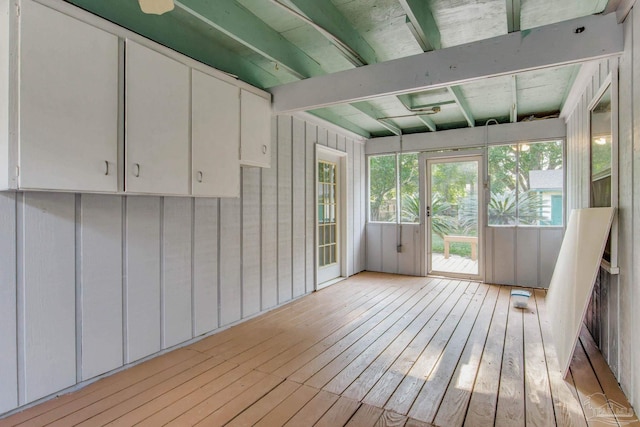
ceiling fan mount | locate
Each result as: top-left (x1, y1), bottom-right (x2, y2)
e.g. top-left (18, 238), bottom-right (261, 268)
top-left (138, 0), bottom-right (175, 15)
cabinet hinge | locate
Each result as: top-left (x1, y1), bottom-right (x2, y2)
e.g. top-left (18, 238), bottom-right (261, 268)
top-left (15, 166), bottom-right (19, 177)
top-left (15, 4), bottom-right (20, 17)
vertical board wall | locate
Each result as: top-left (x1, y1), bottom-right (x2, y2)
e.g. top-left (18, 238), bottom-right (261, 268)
top-left (565, 7), bottom-right (640, 410)
top-left (0, 114), bottom-right (366, 416)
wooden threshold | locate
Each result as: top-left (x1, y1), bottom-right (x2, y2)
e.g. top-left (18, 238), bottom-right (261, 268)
top-left (1, 272), bottom-right (637, 427)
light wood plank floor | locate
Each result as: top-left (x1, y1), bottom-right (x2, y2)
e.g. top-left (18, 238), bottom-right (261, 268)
top-left (2, 273), bottom-right (638, 426)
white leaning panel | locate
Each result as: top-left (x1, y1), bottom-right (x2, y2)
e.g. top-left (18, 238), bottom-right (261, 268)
top-left (546, 207), bottom-right (614, 377)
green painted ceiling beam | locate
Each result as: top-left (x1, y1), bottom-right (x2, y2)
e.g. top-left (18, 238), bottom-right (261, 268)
top-left (350, 102), bottom-right (402, 136)
top-left (285, 0), bottom-right (377, 65)
top-left (395, 95), bottom-right (437, 131)
top-left (309, 110), bottom-right (371, 138)
top-left (66, 0), bottom-right (279, 88)
top-left (175, 0), bottom-right (324, 79)
top-left (416, 115), bottom-right (437, 132)
top-left (447, 86), bottom-right (475, 127)
top-left (506, 0), bottom-right (521, 33)
top-left (397, 0), bottom-right (441, 51)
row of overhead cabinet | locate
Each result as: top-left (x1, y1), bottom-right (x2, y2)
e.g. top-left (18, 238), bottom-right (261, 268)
top-left (0, 0), bottom-right (272, 197)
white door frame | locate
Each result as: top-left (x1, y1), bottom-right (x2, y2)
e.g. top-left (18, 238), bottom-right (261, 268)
top-left (316, 145), bottom-right (348, 290)
top-left (420, 150), bottom-right (485, 281)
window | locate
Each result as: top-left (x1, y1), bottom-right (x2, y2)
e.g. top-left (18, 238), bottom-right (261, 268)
top-left (368, 153), bottom-right (419, 223)
top-left (369, 155), bottom-right (397, 222)
top-left (590, 84), bottom-right (613, 262)
top-left (488, 140), bottom-right (563, 226)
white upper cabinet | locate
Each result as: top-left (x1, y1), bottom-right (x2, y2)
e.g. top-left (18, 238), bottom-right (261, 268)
top-left (240, 89), bottom-right (272, 168)
top-left (18, 0), bottom-right (119, 192)
top-left (192, 70), bottom-right (240, 197)
top-left (125, 40), bottom-right (190, 195)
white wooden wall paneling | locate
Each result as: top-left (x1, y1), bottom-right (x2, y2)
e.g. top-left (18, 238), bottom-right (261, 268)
top-left (20, 192), bottom-right (76, 403)
top-left (261, 117), bottom-right (278, 309)
top-left (632, 4), bottom-right (640, 406)
top-left (618, 10), bottom-right (634, 396)
top-left (125, 196), bottom-right (161, 363)
top-left (381, 224), bottom-right (398, 274)
top-left (492, 228), bottom-right (516, 285)
top-left (601, 270), bottom-right (611, 364)
top-left (353, 143), bottom-right (362, 274)
top-left (277, 116), bottom-right (293, 303)
top-left (242, 168), bottom-right (262, 317)
top-left (360, 144), bottom-right (367, 271)
top-left (79, 194), bottom-right (123, 380)
top-left (193, 198), bottom-right (219, 336)
top-left (161, 197), bottom-right (192, 349)
top-left (346, 140), bottom-right (355, 277)
top-left (292, 118), bottom-right (306, 297)
top-left (305, 123), bottom-right (316, 292)
top-left (515, 228), bottom-right (539, 287)
top-left (318, 127), bottom-right (328, 147)
top-left (219, 198), bottom-right (242, 326)
top-left (399, 224), bottom-right (420, 276)
top-left (0, 0), bottom-right (9, 190)
top-left (0, 193), bottom-right (16, 412)
top-left (338, 135), bottom-right (347, 152)
top-left (366, 223), bottom-right (382, 272)
top-left (484, 228), bottom-right (494, 282)
top-left (328, 131), bottom-right (337, 150)
top-left (539, 229), bottom-right (563, 288)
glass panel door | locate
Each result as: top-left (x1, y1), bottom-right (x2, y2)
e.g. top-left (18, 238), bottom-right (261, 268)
top-left (427, 156), bottom-right (482, 278)
top-left (317, 159), bottom-right (340, 284)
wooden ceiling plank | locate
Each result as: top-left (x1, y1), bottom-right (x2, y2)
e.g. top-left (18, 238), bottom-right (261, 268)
top-left (270, 14), bottom-right (623, 113)
top-left (447, 86), bottom-right (475, 127)
top-left (397, 0), bottom-right (441, 51)
top-left (175, 0), bottom-right (324, 79)
top-left (284, 0), bottom-right (377, 65)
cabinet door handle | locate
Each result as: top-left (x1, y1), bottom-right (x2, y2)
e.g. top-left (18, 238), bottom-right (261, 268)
top-left (262, 144), bottom-right (267, 154)
top-left (134, 163), bottom-right (140, 177)
top-left (104, 160), bottom-right (110, 176)
top-left (197, 171), bottom-right (203, 183)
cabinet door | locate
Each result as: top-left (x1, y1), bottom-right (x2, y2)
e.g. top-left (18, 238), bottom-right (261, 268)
top-left (192, 70), bottom-right (240, 197)
top-left (125, 40), bottom-right (189, 195)
top-left (19, 0), bottom-right (118, 192)
top-left (240, 90), bottom-right (272, 168)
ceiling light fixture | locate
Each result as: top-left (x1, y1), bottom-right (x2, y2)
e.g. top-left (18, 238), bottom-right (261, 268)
top-left (139, 0), bottom-right (174, 15)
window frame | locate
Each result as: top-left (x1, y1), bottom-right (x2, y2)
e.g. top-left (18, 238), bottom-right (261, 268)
top-left (588, 70), bottom-right (619, 274)
top-left (487, 139), bottom-right (565, 228)
top-left (367, 152), bottom-right (420, 225)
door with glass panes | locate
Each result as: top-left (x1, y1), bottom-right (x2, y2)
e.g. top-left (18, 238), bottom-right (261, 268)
top-left (317, 153), bottom-right (341, 285)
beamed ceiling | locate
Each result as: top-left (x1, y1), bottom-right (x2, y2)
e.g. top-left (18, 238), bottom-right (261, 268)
top-left (65, 0), bottom-right (627, 138)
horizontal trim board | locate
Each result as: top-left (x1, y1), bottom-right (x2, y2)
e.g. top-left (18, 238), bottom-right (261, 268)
top-left (271, 14), bottom-right (624, 113)
top-left (366, 119), bottom-right (566, 155)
